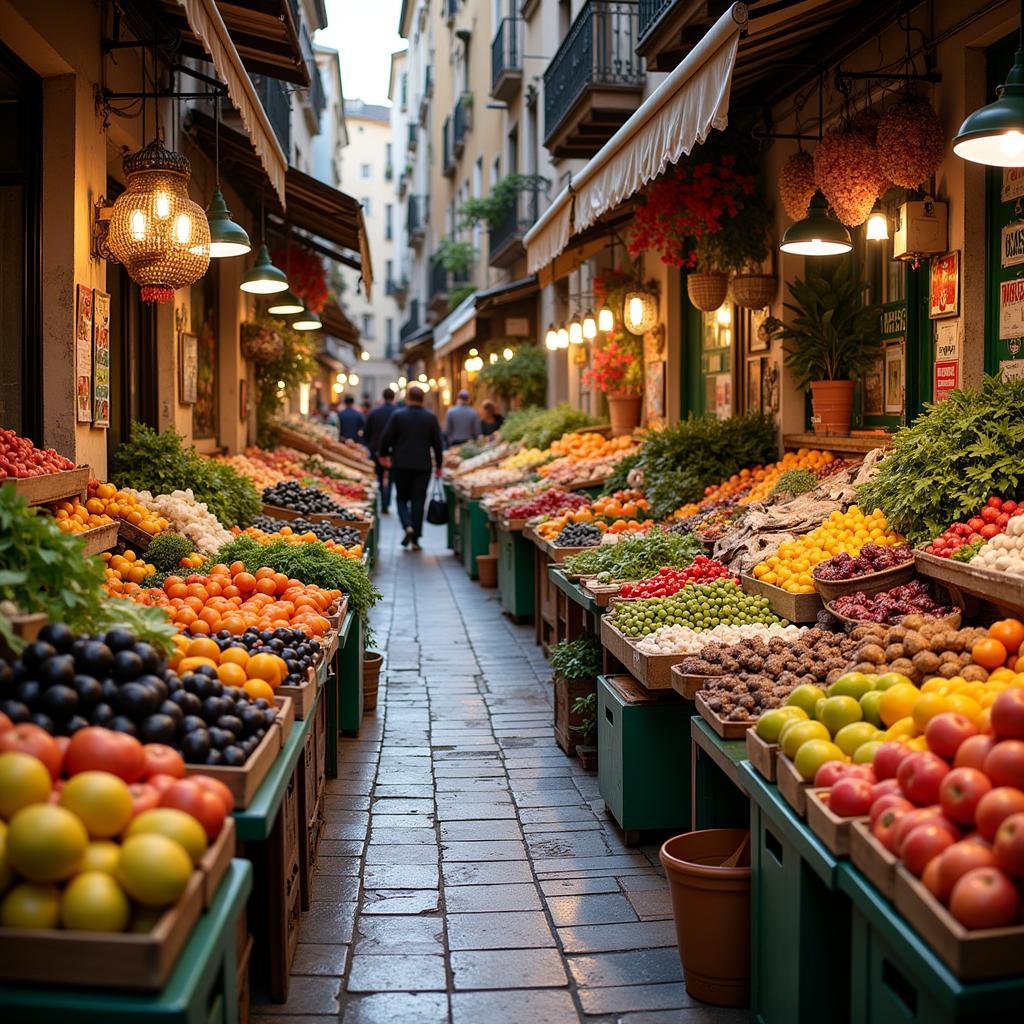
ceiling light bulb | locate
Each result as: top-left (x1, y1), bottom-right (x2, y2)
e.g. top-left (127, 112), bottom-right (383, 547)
top-left (866, 204), bottom-right (889, 241)
top-left (130, 210), bottom-right (147, 241)
top-left (155, 192), bottom-right (170, 219)
top-left (582, 310), bottom-right (597, 339)
top-left (348, 373), bottom-right (359, 385)
top-left (360, 351), bottom-right (370, 360)
top-left (598, 305), bottom-right (613, 332)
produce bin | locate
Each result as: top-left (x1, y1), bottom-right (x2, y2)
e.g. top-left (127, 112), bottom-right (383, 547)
top-left (597, 674), bottom-right (692, 840)
top-left (497, 521), bottom-right (535, 620)
top-left (461, 496), bottom-right (492, 579)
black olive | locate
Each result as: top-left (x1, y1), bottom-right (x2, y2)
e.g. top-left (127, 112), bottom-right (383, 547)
top-left (215, 630), bottom-right (231, 641)
top-left (208, 727), bottom-right (233, 750)
top-left (204, 748), bottom-right (224, 765)
top-left (0, 699), bottom-right (29, 723)
top-left (133, 642), bottom-right (163, 674)
top-left (90, 702), bottom-right (115, 725)
top-left (262, 708), bottom-right (278, 728)
top-left (221, 746), bottom-right (246, 767)
top-left (29, 711), bottom-right (54, 732)
top-left (104, 627), bottom-right (137, 652)
top-left (223, 687), bottom-right (245, 703)
top-left (159, 699), bottom-right (184, 726)
top-left (194, 664), bottom-right (218, 680)
top-left (217, 714), bottom-right (243, 736)
top-left (100, 678), bottom-right (120, 703)
top-left (116, 681), bottom-right (156, 718)
top-left (137, 674), bottom-right (168, 703)
top-left (140, 713), bottom-right (176, 744)
top-left (253, 698), bottom-right (270, 710)
top-left (72, 674), bottom-right (102, 708)
top-left (22, 641), bottom-right (57, 671)
top-left (181, 729), bottom-right (211, 763)
top-left (201, 696), bottom-right (227, 722)
top-left (64, 714), bottom-right (89, 735)
top-left (76, 641), bottom-right (114, 677)
top-left (164, 675), bottom-right (182, 694)
top-left (39, 623), bottom-right (75, 653)
top-left (110, 714), bottom-right (138, 736)
top-left (189, 674), bottom-right (215, 699)
top-left (41, 684), bottom-right (79, 718)
top-left (112, 650), bottom-right (144, 681)
top-left (16, 680), bottom-right (42, 707)
top-left (180, 714), bottom-right (206, 733)
top-left (171, 689), bottom-right (202, 716)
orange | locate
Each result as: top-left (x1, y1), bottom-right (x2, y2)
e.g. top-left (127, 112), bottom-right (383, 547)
top-left (189, 620), bottom-right (211, 635)
top-left (178, 656), bottom-right (218, 673)
top-left (166, 583), bottom-right (188, 600)
top-left (185, 637), bottom-right (220, 660)
top-left (229, 561), bottom-right (246, 575)
top-left (989, 619), bottom-right (1024, 656)
top-left (972, 638), bottom-right (1008, 670)
top-left (248, 653), bottom-right (286, 686)
top-left (255, 567), bottom-right (275, 580)
top-left (243, 679), bottom-right (275, 701)
top-left (255, 578), bottom-right (277, 596)
top-left (220, 647), bottom-right (250, 669)
top-left (216, 662), bottom-right (248, 687)
top-left (234, 572), bottom-right (256, 594)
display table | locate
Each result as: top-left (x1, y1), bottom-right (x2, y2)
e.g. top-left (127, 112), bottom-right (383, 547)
top-left (690, 716), bottom-right (749, 831)
top-left (0, 860), bottom-right (252, 1024)
top-left (496, 519), bottom-right (534, 620)
top-left (530, 530), bottom-right (555, 653)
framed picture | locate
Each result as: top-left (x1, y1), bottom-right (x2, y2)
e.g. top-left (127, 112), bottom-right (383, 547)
top-left (75, 284), bottom-right (93, 423)
top-left (929, 251), bottom-right (960, 319)
top-left (884, 341), bottom-right (905, 415)
top-left (745, 357), bottom-right (763, 413)
top-left (862, 353), bottom-right (885, 416)
top-left (645, 359), bottom-right (665, 424)
top-left (92, 289), bottom-right (110, 428)
top-left (179, 332), bottom-right (198, 405)
top-left (748, 308), bottom-right (771, 353)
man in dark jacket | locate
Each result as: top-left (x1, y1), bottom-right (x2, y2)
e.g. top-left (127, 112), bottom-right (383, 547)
top-left (364, 388), bottom-right (397, 513)
top-left (337, 394), bottom-right (365, 443)
top-left (378, 386), bottom-right (443, 550)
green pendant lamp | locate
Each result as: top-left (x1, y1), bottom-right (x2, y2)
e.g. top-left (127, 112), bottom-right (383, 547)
top-left (779, 190), bottom-right (852, 256)
top-left (292, 309), bottom-right (322, 331)
top-left (206, 96), bottom-right (251, 258)
top-left (241, 242), bottom-right (289, 294)
top-left (268, 289), bottom-right (305, 315)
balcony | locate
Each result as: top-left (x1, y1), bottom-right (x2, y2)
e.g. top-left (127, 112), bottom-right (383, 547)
top-left (636, 0), bottom-right (724, 70)
top-left (442, 118), bottom-right (455, 177)
top-left (251, 74), bottom-right (291, 155)
top-left (489, 185), bottom-right (541, 269)
top-left (453, 94), bottom-right (471, 156)
top-left (543, 0), bottom-right (644, 159)
top-left (398, 172), bottom-right (409, 199)
top-left (407, 195), bottom-right (427, 246)
top-left (407, 123), bottom-right (418, 152)
top-left (385, 276), bottom-right (408, 307)
top-left (400, 299), bottom-right (421, 346)
top-left (491, 18), bottom-right (523, 101)
top-left (428, 257), bottom-right (470, 316)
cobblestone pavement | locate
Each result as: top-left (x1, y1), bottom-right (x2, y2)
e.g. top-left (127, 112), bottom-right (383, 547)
top-left (253, 516), bottom-right (746, 1024)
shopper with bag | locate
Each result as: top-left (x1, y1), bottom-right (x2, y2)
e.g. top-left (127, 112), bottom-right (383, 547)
top-left (377, 385), bottom-right (443, 551)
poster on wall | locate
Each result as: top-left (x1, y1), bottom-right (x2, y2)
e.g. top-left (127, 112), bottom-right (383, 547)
top-left (645, 360), bottom-right (665, 425)
top-left (884, 342), bottom-right (905, 415)
top-left (75, 284), bottom-right (93, 423)
top-left (715, 374), bottom-right (732, 420)
top-left (1002, 221), bottom-right (1024, 268)
top-left (92, 290), bottom-right (110, 428)
top-left (863, 354), bottom-right (885, 416)
top-left (929, 252), bottom-right (960, 319)
top-left (745, 358), bottom-right (763, 413)
top-left (999, 277), bottom-right (1024, 339)
top-left (1001, 359), bottom-right (1024, 381)
top-left (934, 360), bottom-right (959, 402)
top-left (748, 308), bottom-right (771, 353)
top-left (179, 333), bottom-right (198, 404)
top-left (1003, 168), bottom-right (1024, 202)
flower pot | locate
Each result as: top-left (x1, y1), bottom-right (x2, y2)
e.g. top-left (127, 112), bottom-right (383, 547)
top-left (576, 744), bottom-right (598, 770)
top-left (362, 651), bottom-right (383, 712)
top-left (660, 829), bottom-right (751, 1007)
top-left (687, 271), bottom-right (730, 312)
top-left (809, 379), bottom-right (855, 435)
top-left (731, 273), bottom-right (777, 309)
top-left (606, 393), bottom-right (642, 436)
top-left (476, 554), bottom-right (498, 588)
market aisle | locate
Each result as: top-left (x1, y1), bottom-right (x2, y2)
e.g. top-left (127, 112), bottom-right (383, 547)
top-left (254, 516), bottom-right (747, 1024)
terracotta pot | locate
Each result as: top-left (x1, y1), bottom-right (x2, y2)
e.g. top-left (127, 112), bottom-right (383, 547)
top-left (660, 829), bottom-right (751, 1007)
top-left (687, 271), bottom-right (730, 312)
top-left (606, 393), bottom-right (642, 436)
top-left (809, 379), bottom-right (855, 434)
top-left (731, 273), bottom-right (777, 309)
top-left (362, 651), bottom-right (383, 712)
top-left (476, 554), bottom-right (498, 588)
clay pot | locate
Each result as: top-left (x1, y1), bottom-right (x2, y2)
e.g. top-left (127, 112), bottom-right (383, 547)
top-left (362, 651), bottom-right (383, 712)
top-left (687, 271), bottom-right (730, 312)
top-left (607, 393), bottom-right (642, 436)
top-left (476, 554), bottom-right (498, 588)
top-left (809, 379), bottom-right (855, 434)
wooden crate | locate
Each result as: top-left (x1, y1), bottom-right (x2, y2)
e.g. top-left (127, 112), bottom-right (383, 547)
top-left (200, 816), bottom-right (236, 907)
top-left (776, 753), bottom-right (810, 816)
top-left (893, 864), bottom-right (1024, 980)
top-left (850, 818), bottom-right (897, 900)
top-left (274, 695), bottom-right (295, 742)
top-left (669, 665), bottom-right (717, 700)
top-left (0, 869), bottom-right (203, 991)
top-left (279, 669), bottom-right (318, 719)
top-left (740, 572), bottom-right (822, 623)
top-left (547, 541), bottom-right (596, 564)
top-left (261, 502), bottom-right (368, 529)
top-left (78, 521), bottom-right (120, 556)
top-left (599, 615), bottom-right (684, 690)
top-left (0, 611), bottom-right (47, 659)
top-left (554, 674), bottom-right (596, 756)
top-left (11, 467), bottom-right (90, 506)
top-left (805, 788), bottom-right (863, 857)
top-left (915, 549), bottom-right (1024, 616)
top-left (186, 716), bottom-right (282, 809)
top-left (116, 518), bottom-right (154, 552)
top-left (745, 729), bottom-right (778, 782)
top-left (694, 691), bottom-right (752, 738)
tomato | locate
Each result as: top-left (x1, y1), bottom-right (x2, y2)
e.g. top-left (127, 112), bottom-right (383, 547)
top-left (0, 712), bottom-right (12, 734)
top-left (64, 727), bottom-right (145, 783)
top-left (975, 787), bottom-right (1024, 839)
top-left (0, 724), bottom-right (63, 779)
top-left (159, 779), bottom-right (227, 839)
top-left (934, 840), bottom-right (996, 903)
top-left (901, 824), bottom-right (956, 877)
top-left (128, 782), bottom-right (161, 818)
top-left (954, 734), bottom-right (997, 770)
top-left (146, 773), bottom-right (180, 796)
top-left (190, 775), bottom-right (234, 815)
top-left (949, 867), bottom-right (1020, 929)
top-left (141, 744), bottom-right (185, 780)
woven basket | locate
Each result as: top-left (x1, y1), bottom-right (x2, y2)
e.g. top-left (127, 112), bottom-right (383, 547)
top-left (687, 271), bottom-right (730, 312)
top-left (731, 274), bottom-right (777, 310)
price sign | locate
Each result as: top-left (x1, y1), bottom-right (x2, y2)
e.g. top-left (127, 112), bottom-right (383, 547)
top-left (934, 360), bottom-right (959, 402)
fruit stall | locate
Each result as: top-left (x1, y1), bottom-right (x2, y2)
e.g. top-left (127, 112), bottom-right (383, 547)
top-left (0, 421), bottom-right (378, 1018)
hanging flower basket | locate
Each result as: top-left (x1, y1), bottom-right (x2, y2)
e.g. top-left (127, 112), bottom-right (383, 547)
top-left (813, 128), bottom-right (886, 227)
top-left (732, 274), bottom-right (777, 310)
top-left (778, 151), bottom-right (816, 221)
top-left (687, 271), bottom-right (730, 312)
top-left (876, 100), bottom-right (945, 188)
top-left (240, 321), bottom-right (285, 364)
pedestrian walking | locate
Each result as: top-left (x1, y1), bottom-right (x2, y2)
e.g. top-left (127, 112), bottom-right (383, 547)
top-left (443, 390), bottom-right (481, 445)
top-left (365, 387), bottom-right (397, 513)
top-left (480, 399), bottom-right (504, 436)
top-left (337, 394), bottom-right (365, 443)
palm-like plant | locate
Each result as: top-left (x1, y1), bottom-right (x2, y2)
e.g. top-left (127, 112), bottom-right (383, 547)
top-left (764, 262), bottom-right (881, 390)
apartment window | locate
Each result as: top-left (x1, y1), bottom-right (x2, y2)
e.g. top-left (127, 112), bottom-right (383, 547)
top-left (558, 0), bottom-right (570, 36)
top-left (386, 318), bottom-right (394, 353)
top-left (491, 155), bottom-right (500, 189)
top-left (385, 203), bottom-right (393, 241)
top-left (400, 72), bottom-right (408, 108)
top-left (385, 143), bottom-right (392, 167)
top-left (360, 162), bottom-right (371, 179)
top-left (361, 197), bottom-right (371, 216)
top-left (361, 314), bottom-right (374, 340)
top-left (508, 125), bottom-right (519, 175)
top-left (385, 259), bottom-right (394, 284)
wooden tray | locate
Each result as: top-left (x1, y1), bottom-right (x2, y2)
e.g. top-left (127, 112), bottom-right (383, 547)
top-left (273, 694), bottom-right (295, 741)
top-left (893, 864), bottom-right (1024, 980)
top-left (200, 816), bottom-right (236, 907)
top-left (116, 518), bottom-right (155, 552)
top-left (812, 559), bottom-right (916, 601)
top-left (278, 671), bottom-right (318, 719)
top-left (185, 714), bottom-right (282, 809)
top-left (262, 502), bottom-right (366, 528)
top-left (915, 549), bottom-right (1024, 617)
top-left (547, 541), bottom-right (598, 563)
top-left (805, 787), bottom-right (863, 856)
top-left (741, 572), bottom-right (822, 623)
top-left (0, 868), bottom-right (203, 991)
top-left (745, 730), bottom-right (778, 782)
top-left (502, 518), bottom-right (528, 531)
top-left (850, 818), bottom-right (897, 900)
top-left (78, 520), bottom-right (120, 556)
top-left (582, 578), bottom-right (621, 607)
top-left (599, 616), bottom-right (686, 690)
top-left (694, 691), bottom-right (752, 738)
top-left (776, 754), bottom-right (810, 816)
top-left (10, 466), bottom-right (90, 506)
top-left (669, 665), bottom-right (718, 700)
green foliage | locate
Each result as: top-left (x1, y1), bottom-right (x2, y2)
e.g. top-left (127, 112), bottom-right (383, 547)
top-left (448, 284), bottom-right (476, 309)
top-left (478, 346), bottom-right (547, 406)
top-left (856, 375), bottom-right (1024, 543)
top-left (770, 469), bottom-right (820, 503)
top-left (435, 236), bottom-right (476, 275)
top-left (145, 533), bottom-right (197, 573)
top-left (563, 530), bottom-right (703, 582)
top-left (252, 318), bottom-right (318, 448)
top-left (112, 423), bottom-right (261, 528)
top-left (0, 485), bottom-right (175, 653)
top-left (601, 452), bottom-right (641, 495)
top-left (500, 404), bottom-right (604, 449)
top-left (550, 637), bottom-right (602, 681)
top-left (571, 692), bottom-right (597, 744)
top-left (458, 174), bottom-right (548, 230)
top-left (764, 261), bottom-right (882, 389)
top-left (631, 413), bottom-right (778, 519)
top-left (457, 442), bottom-right (485, 460)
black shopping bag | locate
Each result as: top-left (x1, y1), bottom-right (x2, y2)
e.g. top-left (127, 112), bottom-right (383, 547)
top-left (426, 477), bottom-right (449, 525)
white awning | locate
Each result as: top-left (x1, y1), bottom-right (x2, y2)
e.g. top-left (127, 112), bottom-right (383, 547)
top-left (433, 292), bottom-right (478, 358)
top-left (174, 0), bottom-right (288, 206)
top-left (524, 2), bottom-right (747, 275)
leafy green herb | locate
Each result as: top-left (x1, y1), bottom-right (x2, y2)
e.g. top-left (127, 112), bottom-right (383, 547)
top-left (477, 346), bottom-right (547, 406)
top-left (550, 637), bottom-right (602, 681)
top-left (770, 469), bottom-right (820, 503)
top-left (145, 533), bottom-right (197, 572)
top-left (500, 405), bottom-right (604, 450)
top-left (600, 452), bottom-right (641, 495)
top-left (563, 530), bottom-right (703, 582)
top-left (571, 692), bottom-right (597, 744)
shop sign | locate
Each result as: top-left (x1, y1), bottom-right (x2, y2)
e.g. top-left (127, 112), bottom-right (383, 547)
top-left (1003, 167), bottom-right (1024, 202)
top-left (999, 278), bottom-right (1024, 339)
top-left (505, 317), bottom-right (529, 336)
top-left (935, 320), bottom-right (961, 361)
top-left (879, 306), bottom-right (907, 337)
top-left (1002, 222), bottom-right (1024, 267)
top-left (1001, 358), bottom-right (1024, 381)
top-left (934, 360), bottom-right (959, 402)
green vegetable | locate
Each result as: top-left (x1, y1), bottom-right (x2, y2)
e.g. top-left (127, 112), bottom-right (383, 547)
top-left (500, 404), bottom-right (604, 450)
top-left (951, 540), bottom-right (984, 563)
top-left (563, 530), bottom-right (703, 582)
top-left (856, 375), bottom-right (1024, 543)
top-left (600, 452), bottom-right (641, 495)
top-left (145, 533), bottom-right (197, 573)
top-left (550, 637), bottom-right (602, 681)
top-left (770, 469), bottom-right (820, 503)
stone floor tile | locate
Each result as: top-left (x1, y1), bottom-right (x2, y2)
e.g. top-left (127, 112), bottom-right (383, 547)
top-left (346, 954), bottom-right (447, 993)
top-left (252, 976), bottom-right (339, 1015)
top-left (540, 877), bottom-right (620, 897)
top-left (439, 819), bottom-right (523, 842)
top-left (440, 840), bottom-right (528, 862)
top-left (310, 875), bottom-right (360, 903)
top-left (449, 989), bottom-right (580, 1024)
top-left (557, 920), bottom-right (677, 954)
top-left (340, 992), bottom-right (449, 1024)
top-left (315, 857), bottom-right (362, 877)
top-left (626, 888), bottom-right (674, 921)
top-left (450, 948), bottom-right (568, 990)
top-left (319, 840), bottom-right (366, 858)
top-left (441, 860), bottom-right (535, 886)
top-left (545, 893), bottom-right (639, 927)
top-left (371, 797), bottom-right (436, 815)
top-left (446, 911), bottom-right (555, 950)
top-left (360, 889), bottom-right (440, 914)
top-left (362, 863), bottom-right (439, 889)
top-left (291, 943), bottom-right (350, 977)
top-left (354, 915), bottom-right (444, 955)
top-left (365, 843), bottom-right (439, 864)
top-left (443, 883), bottom-right (542, 913)
top-left (297, 901), bottom-right (358, 944)
top-left (566, 948), bottom-right (684, 988)
top-left (369, 826), bottom-right (437, 845)
top-left (577, 981), bottom-right (690, 1015)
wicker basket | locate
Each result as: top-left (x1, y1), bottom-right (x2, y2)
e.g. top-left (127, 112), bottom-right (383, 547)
top-left (687, 271), bottom-right (730, 312)
top-left (731, 273), bottom-right (777, 309)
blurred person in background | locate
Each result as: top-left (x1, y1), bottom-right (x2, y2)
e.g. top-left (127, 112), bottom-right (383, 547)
top-left (480, 400), bottom-right (504, 436)
top-left (338, 394), bottom-right (365, 443)
top-left (444, 390), bottom-right (481, 445)
top-left (365, 387), bottom-right (397, 513)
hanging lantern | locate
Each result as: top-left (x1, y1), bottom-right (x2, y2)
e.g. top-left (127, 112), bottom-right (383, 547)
top-left (107, 139), bottom-right (210, 303)
top-left (597, 305), bottom-right (614, 332)
top-left (623, 290), bottom-right (657, 334)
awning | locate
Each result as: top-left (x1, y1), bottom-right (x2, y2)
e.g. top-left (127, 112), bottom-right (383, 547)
top-left (524, 2), bottom-right (747, 275)
top-left (433, 293), bottom-right (478, 359)
top-left (321, 298), bottom-right (361, 349)
top-left (169, 0), bottom-right (288, 205)
top-left (316, 350), bottom-right (346, 373)
top-left (187, 111), bottom-right (371, 291)
top-left (474, 275), bottom-right (538, 314)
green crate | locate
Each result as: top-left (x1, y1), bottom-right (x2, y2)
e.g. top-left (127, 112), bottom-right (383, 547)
top-left (597, 674), bottom-right (691, 835)
top-left (444, 483), bottom-right (456, 550)
top-left (462, 497), bottom-right (492, 579)
top-left (497, 523), bottom-right (535, 619)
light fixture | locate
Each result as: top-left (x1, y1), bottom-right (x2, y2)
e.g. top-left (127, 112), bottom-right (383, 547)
top-left (582, 310), bottom-right (597, 340)
top-left (360, 350), bottom-right (370, 361)
top-left (332, 382), bottom-right (342, 395)
top-left (502, 347), bottom-right (514, 360)
top-left (267, 289), bottom-right (305, 315)
top-left (241, 242), bottom-right (289, 294)
top-left (469, 347), bottom-right (479, 356)
top-left (276, 379), bottom-right (287, 389)
top-left (418, 373), bottom-right (428, 382)
top-left (715, 305), bottom-right (732, 327)
top-left (623, 290), bottom-right (658, 334)
top-left (206, 96), bottom-right (250, 258)
top-left (544, 324), bottom-right (558, 350)
top-left (489, 352), bottom-right (499, 363)
top-left (866, 200), bottom-right (889, 241)
top-left (421, 379), bottom-right (431, 391)
top-left (779, 190), bottom-right (853, 256)
top-left (292, 309), bottom-right (322, 330)
top-left (348, 373), bottom-right (360, 385)
top-left (568, 319), bottom-right (583, 345)
top-left (335, 372), bottom-right (344, 382)
top-left (556, 325), bottom-right (569, 349)
top-left (597, 305), bottom-right (614, 332)
top-left (389, 381), bottom-right (399, 391)
top-left (428, 378), bottom-right (437, 387)
top-left (438, 376), bottom-right (448, 387)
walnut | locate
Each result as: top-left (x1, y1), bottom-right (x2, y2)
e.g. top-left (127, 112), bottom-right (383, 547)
top-left (885, 643), bottom-right (906, 661)
top-left (939, 651), bottom-right (960, 666)
top-left (961, 665), bottom-right (990, 682)
top-left (887, 625), bottom-right (908, 643)
top-left (938, 662), bottom-right (961, 679)
top-left (889, 657), bottom-right (917, 678)
top-left (858, 643), bottom-right (886, 665)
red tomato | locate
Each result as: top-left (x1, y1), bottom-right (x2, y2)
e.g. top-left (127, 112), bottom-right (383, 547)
top-left (159, 779), bottom-right (227, 839)
top-left (146, 773), bottom-right (180, 796)
top-left (954, 734), bottom-right (997, 770)
top-left (190, 775), bottom-right (234, 816)
top-left (949, 867), bottom-right (1020, 928)
top-left (0, 711), bottom-right (12, 733)
top-left (975, 787), bottom-right (1024, 839)
top-left (64, 727), bottom-right (145, 783)
top-left (935, 840), bottom-right (996, 903)
top-left (993, 811), bottom-right (1024, 878)
top-left (0, 723), bottom-right (63, 779)
top-left (128, 782), bottom-right (161, 818)
top-left (141, 744), bottom-right (185, 780)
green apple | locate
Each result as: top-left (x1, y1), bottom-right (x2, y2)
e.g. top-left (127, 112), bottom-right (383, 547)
top-left (819, 695), bottom-right (863, 736)
top-left (814, 697), bottom-right (827, 721)
top-left (874, 672), bottom-right (913, 691)
top-left (859, 690), bottom-right (884, 727)
top-left (755, 706), bottom-right (806, 743)
top-left (786, 684), bottom-right (825, 718)
top-left (833, 721), bottom-right (881, 757)
top-left (780, 720), bottom-right (830, 760)
top-left (828, 672), bottom-right (875, 700)
top-left (794, 739), bottom-right (847, 782)
top-left (853, 740), bottom-right (884, 765)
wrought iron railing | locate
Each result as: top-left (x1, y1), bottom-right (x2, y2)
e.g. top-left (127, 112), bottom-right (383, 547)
top-left (543, 0), bottom-right (642, 140)
top-left (453, 94), bottom-right (470, 153)
top-left (637, 0), bottom-right (674, 41)
top-left (429, 257), bottom-right (449, 302)
top-left (252, 75), bottom-right (291, 155)
top-left (442, 117), bottom-right (455, 175)
top-left (489, 185), bottom-right (541, 259)
top-left (491, 17), bottom-right (522, 93)
top-left (407, 195), bottom-right (427, 235)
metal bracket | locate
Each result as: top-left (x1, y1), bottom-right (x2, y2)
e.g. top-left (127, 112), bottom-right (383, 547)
top-left (91, 198), bottom-right (116, 262)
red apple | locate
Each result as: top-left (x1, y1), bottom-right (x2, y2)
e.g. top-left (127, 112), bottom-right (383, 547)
top-left (869, 793), bottom-right (913, 827)
top-left (983, 740), bottom-right (1024, 790)
top-left (892, 807), bottom-right (959, 851)
top-left (949, 867), bottom-right (1020, 929)
top-left (993, 811), bottom-right (1024, 877)
top-left (922, 855), bottom-right (944, 899)
top-left (898, 751), bottom-right (951, 806)
top-left (939, 767), bottom-right (994, 825)
top-left (991, 689), bottom-right (1024, 741)
top-left (873, 741), bottom-right (911, 780)
top-left (925, 713), bottom-right (978, 761)
top-left (975, 787), bottom-right (1024, 839)
top-left (830, 777), bottom-right (874, 818)
top-left (873, 806), bottom-right (910, 853)
top-left (935, 841), bottom-right (997, 903)
top-left (814, 760), bottom-right (854, 788)
top-left (901, 824), bottom-right (956, 877)
top-left (955, 734), bottom-right (997, 770)
top-left (871, 778), bottom-right (902, 801)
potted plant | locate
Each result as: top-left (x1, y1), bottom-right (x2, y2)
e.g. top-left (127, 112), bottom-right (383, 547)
top-left (550, 638), bottom-right (601, 758)
top-left (571, 693), bottom-right (598, 770)
top-left (582, 338), bottom-right (643, 434)
top-left (764, 261), bottom-right (882, 435)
